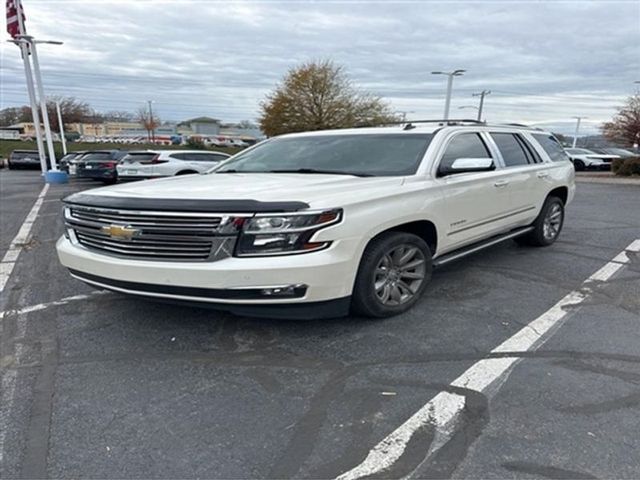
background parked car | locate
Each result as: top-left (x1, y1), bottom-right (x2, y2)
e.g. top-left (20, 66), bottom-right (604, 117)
top-left (59, 151), bottom-right (88, 175)
top-left (591, 147), bottom-right (637, 158)
top-left (76, 150), bottom-right (128, 184)
top-left (564, 148), bottom-right (620, 171)
top-left (7, 150), bottom-right (48, 169)
top-left (117, 150), bottom-right (231, 181)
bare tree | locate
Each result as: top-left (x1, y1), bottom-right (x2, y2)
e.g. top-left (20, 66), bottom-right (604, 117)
top-left (136, 106), bottom-right (160, 142)
top-left (602, 94), bottom-right (640, 147)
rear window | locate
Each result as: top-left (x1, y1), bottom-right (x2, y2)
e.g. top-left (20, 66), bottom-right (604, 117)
top-left (82, 153), bottom-right (112, 162)
top-left (122, 153), bottom-right (157, 162)
top-left (10, 151), bottom-right (39, 159)
top-left (532, 134), bottom-right (570, 162)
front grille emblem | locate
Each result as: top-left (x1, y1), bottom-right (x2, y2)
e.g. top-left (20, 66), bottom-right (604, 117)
top-left (100, 224), bottom-right (140, 240)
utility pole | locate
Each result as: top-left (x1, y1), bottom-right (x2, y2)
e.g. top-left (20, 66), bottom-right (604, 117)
top-left (472, 90), bottom-right (491, 122)
top-left (572, 116), bottom-right (587, 148)
top-left (147, 100), bottom-right (155, 143)
top-left (431, 69), bottom-right (466, 120)
top-left (56, 101), bottom-right (67, 155)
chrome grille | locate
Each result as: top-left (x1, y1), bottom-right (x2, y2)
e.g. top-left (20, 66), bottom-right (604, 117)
top-left (65, 205), bottom-right (236, 261)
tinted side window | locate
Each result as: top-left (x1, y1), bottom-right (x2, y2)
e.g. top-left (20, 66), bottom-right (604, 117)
top-left (191, 153), bottom-right (224, 162)
top-left (170, 153), bottom-right (188, 161)
top-left (439, 133), bottom-right (491, 173)
top-left (516, 135), bottom-right (542, 163)
top-left (533, 134), bottom-right (570, 162)
top-left (491, 133), bottom-right (530, 167)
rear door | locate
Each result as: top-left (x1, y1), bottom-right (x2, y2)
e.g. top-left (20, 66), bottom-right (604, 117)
top-left (434, 132), bottom-right (513, 250)
top-left (486, 132), bottom-right (549, 226)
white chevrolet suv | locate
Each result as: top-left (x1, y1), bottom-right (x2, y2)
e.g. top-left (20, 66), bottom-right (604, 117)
top-left (57, 121), bottom-right (575, 319)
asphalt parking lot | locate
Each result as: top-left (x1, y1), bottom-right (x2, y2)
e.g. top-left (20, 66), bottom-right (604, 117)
top-left (1, 169), bottom-right (639, 479)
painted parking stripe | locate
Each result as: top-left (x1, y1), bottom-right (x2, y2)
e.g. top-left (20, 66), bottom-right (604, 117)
top-left (0, 291), bottom-right (109, 321)
top-left (337, 239), bottom-right (640, 480)
top-left (0, 184), bottom-right (49, 294)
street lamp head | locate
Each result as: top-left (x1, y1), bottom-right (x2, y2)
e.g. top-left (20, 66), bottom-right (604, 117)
top-left (452, 69), bottom-right (466, 76)
top-left (431, 71), bottom-right (443, 75)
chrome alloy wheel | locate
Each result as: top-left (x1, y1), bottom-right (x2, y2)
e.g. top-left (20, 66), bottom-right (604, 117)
top-left (543, 203), bottom-right (563, 240)
top-left (374, 244), bottom-right (426, 306)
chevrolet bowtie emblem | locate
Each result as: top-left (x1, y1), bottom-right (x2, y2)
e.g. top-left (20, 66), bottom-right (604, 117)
top-left (101, 224), bottom-right (140, 240)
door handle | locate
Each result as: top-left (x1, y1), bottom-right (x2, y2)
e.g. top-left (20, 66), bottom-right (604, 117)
top-left (494, 180), bottom-right (509, 187)
top-left (537, 171), bottom-right (550, 178)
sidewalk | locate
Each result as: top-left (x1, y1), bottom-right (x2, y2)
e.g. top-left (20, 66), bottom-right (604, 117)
top-left (575, 172), bottom-right (640, 185)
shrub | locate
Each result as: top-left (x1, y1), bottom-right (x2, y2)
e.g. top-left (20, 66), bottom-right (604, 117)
top-left (612, 157), bottom-right (640, 176)
top-left (185, 136), bottom-right (206, 150)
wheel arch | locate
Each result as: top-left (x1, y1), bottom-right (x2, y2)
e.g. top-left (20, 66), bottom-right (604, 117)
top-left (547, 186), bottom-right (568, 205)
top-left (366, 219), bottom-right (438, 257)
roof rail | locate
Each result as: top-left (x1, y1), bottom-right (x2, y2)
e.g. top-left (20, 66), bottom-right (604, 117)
top-left (354, 118), bottom-right (485, 128)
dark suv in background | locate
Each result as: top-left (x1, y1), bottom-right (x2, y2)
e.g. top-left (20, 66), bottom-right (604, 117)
top-left (76, 150), bottom-right (128, 184)
top-left (7, 150), bottom-right (49, 169)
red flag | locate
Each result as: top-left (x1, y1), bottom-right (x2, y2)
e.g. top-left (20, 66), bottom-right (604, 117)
top-left (6, 0), bottom-right (25, 39)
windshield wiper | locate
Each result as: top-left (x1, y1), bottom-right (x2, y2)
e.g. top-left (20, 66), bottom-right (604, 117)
top-left (268, 168), bottom-right (374, 177)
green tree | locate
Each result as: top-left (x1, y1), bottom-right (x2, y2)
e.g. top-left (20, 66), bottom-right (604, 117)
top-left (259, 60), bottom-right (397, 137)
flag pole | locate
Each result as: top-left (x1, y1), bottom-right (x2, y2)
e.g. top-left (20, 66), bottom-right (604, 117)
top-left (26, 37), bottom-right (58, 171)
top-left (14, 3), bottom-right (47, 174)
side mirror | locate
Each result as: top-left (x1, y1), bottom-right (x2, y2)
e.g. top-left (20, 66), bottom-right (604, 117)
top-left (441, 157), bottom-right (495, 176)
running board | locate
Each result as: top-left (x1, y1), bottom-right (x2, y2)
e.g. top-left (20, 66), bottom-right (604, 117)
top-left (433, 226), bottom-right (534, 268)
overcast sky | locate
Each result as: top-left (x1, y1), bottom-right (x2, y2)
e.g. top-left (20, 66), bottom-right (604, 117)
top-left (1, 0), bottom-right (639, 134)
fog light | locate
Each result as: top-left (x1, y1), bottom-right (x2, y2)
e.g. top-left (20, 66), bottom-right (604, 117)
top-left (260, 284), bottom-right (307, 297)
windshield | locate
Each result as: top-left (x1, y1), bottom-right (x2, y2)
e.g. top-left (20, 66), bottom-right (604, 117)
top-left (214, 134), bottom-right (433, 176)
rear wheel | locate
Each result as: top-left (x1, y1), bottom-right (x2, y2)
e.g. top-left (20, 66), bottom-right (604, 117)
top-left (573, 159), bottom-right (585, 171)
top-left (351, 232), bottom-right (432, 318)
top-left (515, 196), bottom-right (564, 247)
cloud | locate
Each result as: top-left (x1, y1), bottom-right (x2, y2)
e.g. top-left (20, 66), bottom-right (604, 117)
top-left (1, 0), bottom-right (638, 134)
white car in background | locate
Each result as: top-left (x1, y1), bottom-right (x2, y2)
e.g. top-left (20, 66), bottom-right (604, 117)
top-left (564, 148), bottom-right (620, 171)
top-left (116, 150), bottom-right (231, 180)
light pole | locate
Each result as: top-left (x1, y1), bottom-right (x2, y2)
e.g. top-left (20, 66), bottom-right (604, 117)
top-left (572, 116), bottom-right (587, 148)
top-left (9, 37), bottom-right (47, 174)
top-left (472, 90), bottom-right (491, 122)
top-left (431, 69), bottom-right (465, 120)
top-left (147, 100), bottom-right (155, 143)
top-left (56, 101), bottom-right (67, 155)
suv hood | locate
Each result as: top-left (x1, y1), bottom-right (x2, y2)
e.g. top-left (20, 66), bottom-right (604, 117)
top-left (77, 173), bottom-right (406, 210)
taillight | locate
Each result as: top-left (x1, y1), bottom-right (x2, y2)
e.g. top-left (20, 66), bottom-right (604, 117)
top-left (102, 162), bottom-right (116, 168)
top-left (142, 154), bottom-right (168, 165)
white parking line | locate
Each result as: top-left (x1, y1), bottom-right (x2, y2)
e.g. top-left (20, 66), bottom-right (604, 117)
top-left (0, 183), bottom-right (49, 294)
top-left (337, 239), bottom-right (640, 480)
top-left (0, 291), bottom-right (109, 321)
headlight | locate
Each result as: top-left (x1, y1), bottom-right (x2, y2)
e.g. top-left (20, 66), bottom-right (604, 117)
top-left (236, 209), bottom-right (342, 256)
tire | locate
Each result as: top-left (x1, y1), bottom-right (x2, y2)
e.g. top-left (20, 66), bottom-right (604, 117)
top-left (101, 177), bottom-right (118, 185)
top-left (573, 159), bottom-right (585, 171)
top-left (515, 196), bottom-right (565, 247)
top-left (351, 232), bottom-right (432, 318)
top-left (176, 170), bottom-right (197, 176)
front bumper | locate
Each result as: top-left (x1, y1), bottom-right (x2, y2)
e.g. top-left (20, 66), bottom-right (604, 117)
top-left (56, 236), bottom-right (360, 318)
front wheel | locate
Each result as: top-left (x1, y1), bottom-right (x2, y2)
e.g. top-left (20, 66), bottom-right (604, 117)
top-left (351, 232), bottom-right (432, 318)
top-left (573, 159), bottom-right (585, 171)
top-left (515, 196), bottom-right (565, 247)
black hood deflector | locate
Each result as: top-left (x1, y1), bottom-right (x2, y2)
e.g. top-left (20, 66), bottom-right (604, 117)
top-left (63, 193), bottom-right (309, 213)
